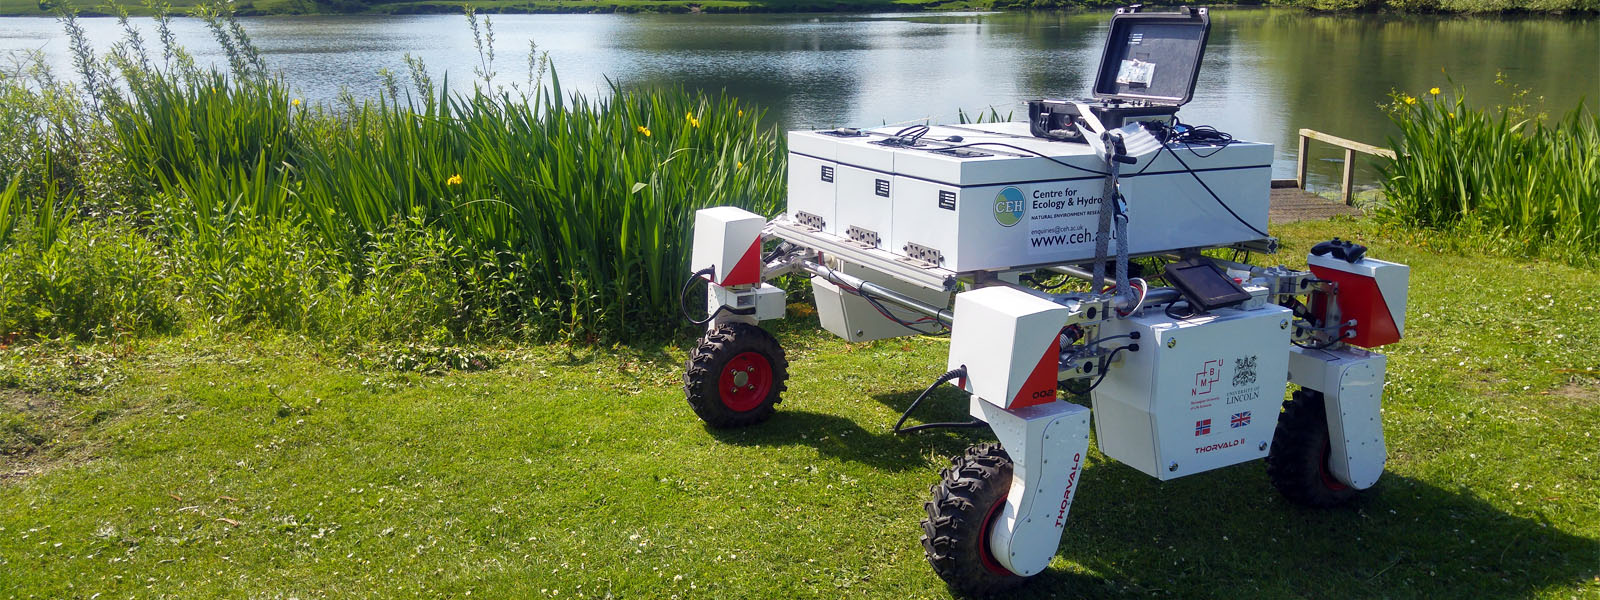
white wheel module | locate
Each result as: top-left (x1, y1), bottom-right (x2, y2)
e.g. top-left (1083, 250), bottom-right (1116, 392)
top-left (678, 5), bottom-right (1411, 594)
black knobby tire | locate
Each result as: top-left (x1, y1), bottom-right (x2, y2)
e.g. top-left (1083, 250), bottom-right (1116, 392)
top-left (921, 443), bottom-right (1030, 595)
top-left (1266, 389), bottom-right (1359, 507)
top-left (683, 322), bottom-right (789, 428)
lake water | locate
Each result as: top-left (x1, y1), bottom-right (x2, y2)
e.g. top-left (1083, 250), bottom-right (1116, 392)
top-left (3, 10), bottom-right (1596, 188)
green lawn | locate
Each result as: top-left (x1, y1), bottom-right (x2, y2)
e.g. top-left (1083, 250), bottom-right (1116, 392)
top-left (2, 217), bottom-right (1598, 598)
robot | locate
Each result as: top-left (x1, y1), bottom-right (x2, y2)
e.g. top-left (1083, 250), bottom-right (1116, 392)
top-left (679, 6), bottom-right (1409, 593)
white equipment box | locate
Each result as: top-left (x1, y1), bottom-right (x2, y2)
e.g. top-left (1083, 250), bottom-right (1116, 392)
top-left (786, 122), bottom-right (1272, 273)
top-left (813, 263), bottom-right (954, 342)
top-left (1091, 304), bottom-right (1293, 480)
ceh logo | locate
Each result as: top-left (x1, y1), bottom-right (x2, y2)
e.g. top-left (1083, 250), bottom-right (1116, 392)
top-left (993, 186), bottom-right (1025, 227)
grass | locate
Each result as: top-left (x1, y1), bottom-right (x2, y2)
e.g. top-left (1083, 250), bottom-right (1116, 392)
top-left (2, 218), bottom-right (1597, 598)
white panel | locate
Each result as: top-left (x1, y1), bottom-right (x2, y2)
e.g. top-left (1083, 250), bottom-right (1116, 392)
top-left (1092, 304), bottom-right (1293, 480)
top-left (975, 400), bottom-right (1092, 577)
top-left (690, 207), bottom-right (765, 285)
top-left (1288, 346), bottom-right (1389, 489)
top-left (947, 287), bottom-right (1069, 408)
top-left (787, 130), bottom-right (840, 159)
top-left (833, 164), bottom-right (895, 251)
top-left (890, 176), bottom-right (963, 269)
top-left (786, 153), bottom-right (837, 234)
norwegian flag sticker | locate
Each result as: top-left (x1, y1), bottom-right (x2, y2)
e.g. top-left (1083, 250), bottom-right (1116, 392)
top-left (1194, 419), bottom-right (1212, 436)
top-left (1231, 411), bottom-right (1252, 428)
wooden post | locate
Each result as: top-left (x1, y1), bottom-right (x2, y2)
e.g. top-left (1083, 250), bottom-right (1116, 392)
top-left (1296, 128), bottom-right (1394, 205)
top-left (1296, 132), bottom-right (1310, 190)
top-left (1340, 147), bottom-right (1356, 206)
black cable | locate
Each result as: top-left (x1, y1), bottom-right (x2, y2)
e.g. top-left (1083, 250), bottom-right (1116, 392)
top-left (1062, 333), bottom-right (1139, 363)
top-left (1165, 300), bottom-right (1200, 321)
top-left (760, 243), bottom-right (788, 264)
top-left (930, 142), bottom-right (1112, 176)
top-left (1065, 343), bottom-right (1139, 396)
top-left (819, 267), bottom-right (948, 335)
top-left (1144, 118), bottom-right (1263, 238)
top-left (859, 289), bottom-right (948, 335)
top-left (894, 367), bottom-right (985, 435)
top-left (1292, 337), bottom-right (1346, 351)
top-left (1170, 116), bottom-right (1235, 159)
top-left (1021, 273), bottom-right (1076, 291)
top-left (680, 266), bottom-right (755, 326)
top-left (1165, 145), bottom-right (1271, 238)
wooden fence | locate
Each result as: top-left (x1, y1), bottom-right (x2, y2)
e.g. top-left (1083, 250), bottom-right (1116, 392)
top-left (1295, 129), bottom-right (1397, 206)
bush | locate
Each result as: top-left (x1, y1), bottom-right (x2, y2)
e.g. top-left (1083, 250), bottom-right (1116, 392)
top-left (0, 219), bottom-right (178, 341)
top-left (327, 219), bottom-right (465, 344)
top-left (1376, 81), bottom-right (1600, 263)
top-left (165, 218), bottom-right (351, 333)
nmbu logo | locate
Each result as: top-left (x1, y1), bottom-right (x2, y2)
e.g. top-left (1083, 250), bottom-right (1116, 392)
top-left (993, 186), bottom-right (1025, 227)
top-left (1192, 359), bottom-right (1222, 396)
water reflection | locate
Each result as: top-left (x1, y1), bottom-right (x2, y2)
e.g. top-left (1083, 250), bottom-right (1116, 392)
top-left (2, 10), bottom-right (1595, 187)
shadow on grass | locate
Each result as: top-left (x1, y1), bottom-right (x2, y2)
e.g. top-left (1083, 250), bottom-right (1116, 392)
top-left (743, 386), bottom-right (1596, 598)
top-left (1027, 460), bottom-right (1600, 599)
top-left (705, 404), bottom-right (986, 472)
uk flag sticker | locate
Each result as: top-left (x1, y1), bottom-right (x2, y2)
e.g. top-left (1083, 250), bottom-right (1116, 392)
top-left (1194, 418), bottom-right (1212, 436)
top-left (1231, 411), bottom-right (1252, 428)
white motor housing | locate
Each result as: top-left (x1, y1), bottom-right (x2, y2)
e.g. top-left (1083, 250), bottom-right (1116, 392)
top-left (691, 206), bottom-right (766, 288)
top-left (946, 286), bottom-right (1070, 410)
top-left (1092, 303), bottom-right (1294, 480)
top-left (972, 399), bottom-right (1091, 577)
top-left (1288, 345), bottom-right (1389, 489)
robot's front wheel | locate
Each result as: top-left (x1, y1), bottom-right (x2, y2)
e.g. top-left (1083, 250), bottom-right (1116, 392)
top-left (921, 443), bottom-right (1030, 595)
top-left (1266, 389), bottom-right (1359, 507)
top-left (684, 322), bottom-right (788, 428)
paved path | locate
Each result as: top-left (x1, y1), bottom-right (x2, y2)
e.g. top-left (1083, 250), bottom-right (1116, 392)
top-left (1269, 186), bottom-right (1363, 224)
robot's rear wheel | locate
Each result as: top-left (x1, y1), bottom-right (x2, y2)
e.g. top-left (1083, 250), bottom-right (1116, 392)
top-left (684, 322), bottom-right (788, 428)
top-left (921, 443), bottom-right (1030, 595)
top-left (1266, 389), bottom-right (1359, 507)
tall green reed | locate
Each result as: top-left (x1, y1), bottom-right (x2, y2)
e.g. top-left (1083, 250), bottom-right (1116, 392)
top-left (1378, 81), bottom-right (1599, 261)
top-left (19, 1), bottom-right (785, 341)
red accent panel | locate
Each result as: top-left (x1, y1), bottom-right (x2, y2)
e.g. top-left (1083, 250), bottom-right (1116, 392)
top-left (1309, 265), bottom-right (1401, 347)
top-left (1011, 335), bottom-right (1061, 408)
top-left (720, 236), bottom-right (764, 287)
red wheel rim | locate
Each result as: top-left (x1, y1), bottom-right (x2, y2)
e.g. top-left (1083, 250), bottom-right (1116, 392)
top-left (1318, 441), bottom-right (1349, 491)
top-left (717, 351), bottom-right (772, 413)
top-left (977, 496), bottom-right (1019, 577)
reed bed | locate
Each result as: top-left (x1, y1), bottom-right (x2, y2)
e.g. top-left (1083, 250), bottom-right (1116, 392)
top-left (1377, 83), bottom-right (1600, 263)
top-left (1, 3), bottom-right (784, 342)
